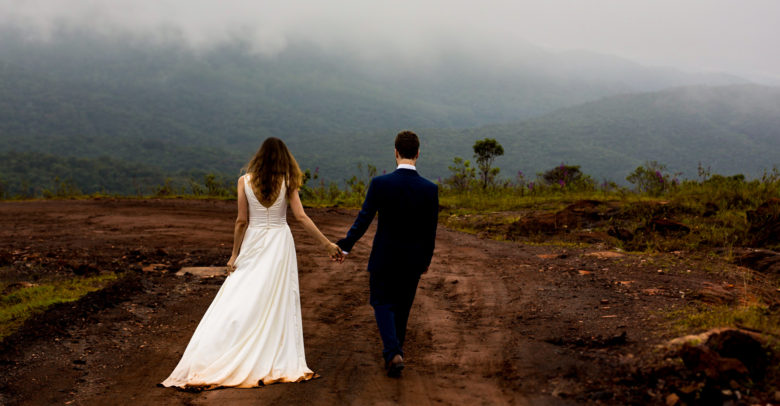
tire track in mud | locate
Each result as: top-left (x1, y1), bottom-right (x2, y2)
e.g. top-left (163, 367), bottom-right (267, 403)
top-left (408, 231), bottom-right (549, 405)
top-left (190, 212), bottom-right (527, 405)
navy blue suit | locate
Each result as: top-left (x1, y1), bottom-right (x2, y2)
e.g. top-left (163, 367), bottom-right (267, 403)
top-left (337, 168), bottom-right (438, 363)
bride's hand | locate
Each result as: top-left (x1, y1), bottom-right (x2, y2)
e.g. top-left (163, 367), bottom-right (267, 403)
top-left (326, 242), bottom-right (343, 262)
top-left (226, 255), bottom-right (238, 275)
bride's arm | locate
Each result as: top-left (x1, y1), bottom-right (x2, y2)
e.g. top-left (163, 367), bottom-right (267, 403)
top-left (289, 187), bottom-right (342, 258)
top-left (227, 176), bottom-right (249, 273)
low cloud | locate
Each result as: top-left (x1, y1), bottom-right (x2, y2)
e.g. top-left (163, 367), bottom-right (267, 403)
top-left (1, 0), bottom-right (779, 79)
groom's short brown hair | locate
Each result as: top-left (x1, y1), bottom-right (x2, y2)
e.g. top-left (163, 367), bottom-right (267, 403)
top-left (395, 130), bottom-right (419, 159)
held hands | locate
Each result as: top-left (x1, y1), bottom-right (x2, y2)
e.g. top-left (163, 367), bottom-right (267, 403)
top-left (327, 242), bottom-right (345, 263)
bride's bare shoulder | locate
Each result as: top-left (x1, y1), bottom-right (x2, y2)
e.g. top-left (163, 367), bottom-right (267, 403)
top-left (237, 174), bottom-right (250, 190)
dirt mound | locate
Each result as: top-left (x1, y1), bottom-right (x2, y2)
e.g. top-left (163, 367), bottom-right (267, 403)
top-left (747, 198), bottom-right (780, 248)
top-left (506, 200), bottom-right (692, 246)
top-left (507, 200), bottom-right (620, 237)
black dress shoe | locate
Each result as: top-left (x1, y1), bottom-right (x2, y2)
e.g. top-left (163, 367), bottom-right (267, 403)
top-left (386, 354), bottom-right (404, 377)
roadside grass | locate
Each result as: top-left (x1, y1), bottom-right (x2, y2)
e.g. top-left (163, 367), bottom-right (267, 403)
top-left (439, 189), bottom-right (632, 214)
top-left (0, 273), bottom-right (119, 341)
top-left (667, 304), bottom-right (779, 338)
top-left (9, 170), bottom-right (772, 256)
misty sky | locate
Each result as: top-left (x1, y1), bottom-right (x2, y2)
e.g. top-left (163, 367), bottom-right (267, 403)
top-left (2, 0), bottom-right (779, 81)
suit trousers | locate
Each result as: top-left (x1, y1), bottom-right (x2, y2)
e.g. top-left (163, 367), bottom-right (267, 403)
top-left (369, 271), bottom-right (421, 364)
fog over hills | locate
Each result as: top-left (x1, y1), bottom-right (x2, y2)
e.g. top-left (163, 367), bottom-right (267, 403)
top-left (0, 31), bottom-right (775, 195)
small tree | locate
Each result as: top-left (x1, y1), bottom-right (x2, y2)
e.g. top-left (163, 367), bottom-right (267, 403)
top-left (473, 138), bottom-right (504, 189)
top-left (445, 157), bottom-right (476, 190)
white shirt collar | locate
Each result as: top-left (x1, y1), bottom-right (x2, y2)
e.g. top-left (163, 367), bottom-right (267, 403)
top-left (397, 163), bottom-right (416, 171)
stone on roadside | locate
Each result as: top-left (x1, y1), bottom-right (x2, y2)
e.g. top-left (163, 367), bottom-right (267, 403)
top-left (706, 329), bottom-right (768, 379)
top-left (679, 344), bottom-right (748, 381)
top-left (176, 266), bottom-right (226, 278)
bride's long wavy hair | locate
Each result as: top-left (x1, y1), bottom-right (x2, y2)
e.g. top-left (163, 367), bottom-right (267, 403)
top-left (245, 137), bottom-right (302, 206)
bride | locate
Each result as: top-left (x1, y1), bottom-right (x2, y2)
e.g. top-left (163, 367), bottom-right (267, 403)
top-left (162, 137), bottom-right (342, 390)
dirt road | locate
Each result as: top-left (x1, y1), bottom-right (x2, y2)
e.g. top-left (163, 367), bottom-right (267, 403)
top-left (0, 199), bottom-right (751, 405)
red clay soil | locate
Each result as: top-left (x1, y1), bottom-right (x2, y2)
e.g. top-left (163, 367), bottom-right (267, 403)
top-left (0, 199), bottom-right (771, 405)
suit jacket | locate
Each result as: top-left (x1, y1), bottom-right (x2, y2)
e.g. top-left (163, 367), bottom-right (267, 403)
top-left (337, 168), bottom-right (439, 275)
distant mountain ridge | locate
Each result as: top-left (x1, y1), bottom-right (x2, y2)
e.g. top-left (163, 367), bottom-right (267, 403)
top-left (412, 84), bottom-right (780, 183)
top-left (3, 84), bottom-right (778, 196)
top-left (0, 33), bottom-right (773, 195)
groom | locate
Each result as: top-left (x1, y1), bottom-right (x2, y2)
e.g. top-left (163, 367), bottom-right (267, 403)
top-left (336, 130), bottom-right (439, 377)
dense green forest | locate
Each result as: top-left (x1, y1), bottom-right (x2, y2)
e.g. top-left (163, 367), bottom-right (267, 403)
top-left (429, 84), bottom-right (780, 182)
top-left (2, 32), bottom-right (777, 196)
top-left (0, 152), bottom-right (220, 198)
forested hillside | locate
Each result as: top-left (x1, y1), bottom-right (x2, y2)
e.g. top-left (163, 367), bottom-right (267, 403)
top-left (0, 31), bottom-right (765, 196)
top-left (436, 84), bottom-right (780, 182)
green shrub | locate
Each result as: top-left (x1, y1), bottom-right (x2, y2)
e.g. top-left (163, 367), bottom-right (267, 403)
top-left (626, 161), bottom-right (680, 196)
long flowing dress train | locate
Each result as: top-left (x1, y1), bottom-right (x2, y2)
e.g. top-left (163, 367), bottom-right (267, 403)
top-left (162, 175), bottom-right (315, 389)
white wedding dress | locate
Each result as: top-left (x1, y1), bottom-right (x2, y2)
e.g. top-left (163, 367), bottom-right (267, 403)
top-left (162, 175), bottom-right (315, 389)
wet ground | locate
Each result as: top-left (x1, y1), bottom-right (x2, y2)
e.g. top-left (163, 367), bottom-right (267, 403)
top-left (0, 199), bottom-right (769, 405)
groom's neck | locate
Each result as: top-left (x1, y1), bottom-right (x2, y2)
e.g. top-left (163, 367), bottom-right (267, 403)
top-left (396, 158), bottom-right (417, 167)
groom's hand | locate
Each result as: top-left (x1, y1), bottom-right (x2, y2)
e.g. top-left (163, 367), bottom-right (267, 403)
top-left (327, 242), bottom-right (345, 263)
top-left (332, 250), bottom-right (347, 263)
